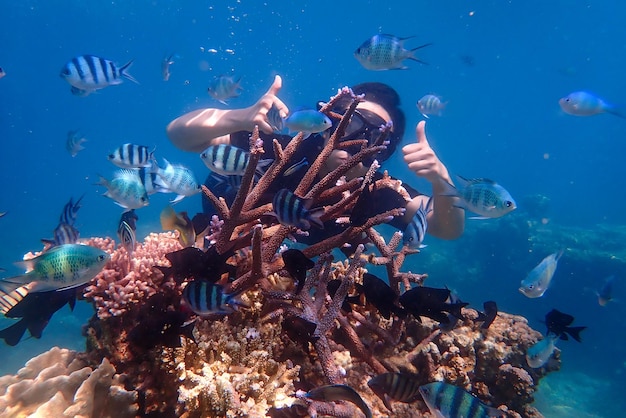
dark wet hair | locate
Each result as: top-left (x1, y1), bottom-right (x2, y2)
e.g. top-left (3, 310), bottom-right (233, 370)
top-left (330, 82), bottom-right (406, 162)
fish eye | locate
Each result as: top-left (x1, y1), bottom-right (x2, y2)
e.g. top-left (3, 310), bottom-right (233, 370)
top-left (505, 201), bottom-right (513, 207)
top-left (61, 68), bottom-right (70, 75)
top-left (528, 284), bottom-right (534, 289)
top-left (98, 255), bottom-right (107, 261)
top-left (141, 197), bottom-right (148, 202)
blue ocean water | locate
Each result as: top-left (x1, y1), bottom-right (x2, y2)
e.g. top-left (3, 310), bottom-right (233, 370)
top-left (1, 1), bottom-right (625, 416)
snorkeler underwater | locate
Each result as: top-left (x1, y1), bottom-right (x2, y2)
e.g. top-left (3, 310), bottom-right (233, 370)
top-left (1, 2), bottom-right (626, 417)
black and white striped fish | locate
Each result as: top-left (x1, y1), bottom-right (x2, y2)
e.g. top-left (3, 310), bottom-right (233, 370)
top-left (200, 144), bottom-right (250, 176)
top-left (402, 196), bottom-right (432, 250)
top-left (442, 176), bottom-right (516, 219)
top-left (108, 143), bottom-right (155, 168)
top-left (151, 159), bottom-right (201, 204)
top-left (368, 372), bottom-right (422, 412)
top-left (60, 54), bottom-right (139, 96)
top-left (271, 189), bottom-right (324, 230)
top-left (59, 195), bottom-right (84, 226)
top-left (117, 220), bottom-right (136, 257)
top-left (419, 381), bottom-right (505, 418)
top-left (182, 279), bottom-right (243, 316)
top-left (136, 167), bottom-right (165, 195)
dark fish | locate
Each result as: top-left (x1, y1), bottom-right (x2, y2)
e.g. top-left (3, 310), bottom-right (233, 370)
top-left (272, 189), bottom-right (324, 230)
top-left (120, 209), bottom-right (139, 231)
top-left (282, 316), bottom-right (318, 344)
top-left (282, 249), bottom-right (314, 294)
top-left (367, 372), bottom-right (422, 412)
top-left (60, 54), bottom-right (138, 96)
top-left (66, 130), bottom-right (87, 157)
top-left (439, 288), bottom-right (463, 332)
top-left (399, 286), bottom-right (468, 324)
top-left (155, 246), bottom-right (235, 284)
top-left (60, 195), bottom-right (84, 225)
top-left (545, 309), bottom-right (586, 342)
top-left (476, 301), bottom-right (498, 329)
top-left (108, 143), bottom-right (155, 168)
top-left (182, 279), bottom-right (243, 316)
top-left (0, 287), bottom-right (77, 346)
top-left (419, 381), bottom-right (505, 418)
top-left (350, 183), bottom-right (407, 227)
top-left (305, 384), bottom-right (372, 418)
top-left (327, 279), bottom-right (363, 313)
top-left (362, 273), bottom-right (405, 320)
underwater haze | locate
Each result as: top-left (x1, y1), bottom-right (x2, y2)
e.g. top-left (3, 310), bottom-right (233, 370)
top-left (1, 1), bottom-right (626, 417)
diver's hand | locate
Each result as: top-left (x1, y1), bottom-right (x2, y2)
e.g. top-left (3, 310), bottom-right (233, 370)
top-left (241, 75), bottom-right (289, 134)
top-left (402, 121), bottom-right (451, 187)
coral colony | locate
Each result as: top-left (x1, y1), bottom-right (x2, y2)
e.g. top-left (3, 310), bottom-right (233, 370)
top-left (0, 88), bottom-right (552, 417)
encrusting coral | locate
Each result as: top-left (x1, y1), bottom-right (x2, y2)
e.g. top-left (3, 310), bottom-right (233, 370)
top-left (0, 346), bottom-right (137, 418)
top-left (0, 86), bottom-right (556, 418)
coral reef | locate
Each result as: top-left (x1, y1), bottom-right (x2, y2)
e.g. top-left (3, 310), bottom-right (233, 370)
top-left (0, 346), bottom-right (137, 418)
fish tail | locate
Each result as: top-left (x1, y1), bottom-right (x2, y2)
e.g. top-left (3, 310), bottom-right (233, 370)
top-left (0, 319), bottom-right (29, 346)
top-left (307, 207), bottom-right (325, 229)
top-left (408, 42), bottom-right (433, 65)
top-left (566, 326), bottom-right (587, 343)
top-left (119, 59), bottom-right (140, 85)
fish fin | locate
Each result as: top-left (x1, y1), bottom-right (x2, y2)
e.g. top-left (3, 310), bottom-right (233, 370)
top-left (555, 249), bottom-right (565, 262)
top-left (119, 59), bottom-right (140, 85)
top-left (170, 195), bottom-right (185, 204)
top-left (410, 42), bottom-right (433, 51)
top-left (0, 319), bottom-right (29, 346)
top-left (566, 326), bottom-right (586, 343)
top-left (468, 216), bottom-right (490, 220)
top-left (307, 207), bottom-right (325, 229)
top-left (420, 113), bottom-right (430, 119)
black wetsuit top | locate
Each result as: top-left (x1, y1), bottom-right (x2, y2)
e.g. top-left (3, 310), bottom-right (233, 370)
top-left (201, 131), bottom-right (421, 244)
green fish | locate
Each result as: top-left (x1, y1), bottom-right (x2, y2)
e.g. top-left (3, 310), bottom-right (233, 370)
top-left (419, 381), bottom-right (505, 418)
top-left (0, 244), bottom-right (109, 293)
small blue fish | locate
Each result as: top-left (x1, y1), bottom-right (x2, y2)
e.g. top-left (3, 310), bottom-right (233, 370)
top-left (417, 94), bottom-right (446, 118)
top-left (354, 34), bottom-right (431, 71)
top-left (60, 55), bottom-right (138, 96)
top-left (519, 250), bottom-right (564, 298)
top-left (200, 144), bottom-right (250, 176)
top-left (182, 279), bottom-right (243, 316)
top-left (66, 130), bottom-right (87, 157)
top-left (207, 75), bottom-right (242, 105)
top-left (403, 197), bottom-right (432, 249)
top-left (526, 334), bottom-right (559, 368)
top-left (419, 381), bottom-right (505, 418)
top-left (442, 176), bottom-right (516, 219)
top-left (284, 109), bottom-right (332, 138)
top-left (272, 189), bottom-right (324, 230)
top-left (559, 91), bottom-right (623, 118)
top-left (151, 159), bottom-right (201, 204)
top-left (97, 170), bottom-right (149, 210)
top-left (597, 275), bottom-right (616, 306)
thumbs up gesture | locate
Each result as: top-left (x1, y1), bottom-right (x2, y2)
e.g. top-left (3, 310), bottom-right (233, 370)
top-left (402, 121), bottom-right (450, 185)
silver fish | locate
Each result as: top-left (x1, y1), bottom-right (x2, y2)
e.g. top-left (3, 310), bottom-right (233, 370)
top-left (526, 334), bottom-right (559, 368)
top-left (97, 169), bottom-right (149, 210)
top-left (66, 130), bottom-right (87, 157)
top-left (162, 54), bottom-right (175, 81)
top-left (442, 176), bottom-right (516, 219)
top-left (60, 54), bottom-right (138, 96)
top-left (559, 91), bottom-right (623, 118)
top-left (354, 34), bottom-right (431, 71)
top-left (519, 250), bottom-right (564, 298)
top-left (417, 94), bottom-right (446, 118)
top-left (108, 143), bottom-right (155, 168)
top-left (151, 158), bottom-right (201, 204)
top-left (200, 144), bottom-right (250, 176)
top-left (207, 74), bottom-right (242, 105)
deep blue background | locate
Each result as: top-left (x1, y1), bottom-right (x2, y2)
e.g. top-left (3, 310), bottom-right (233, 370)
top-left (1, 2), bottom-right (625, 416)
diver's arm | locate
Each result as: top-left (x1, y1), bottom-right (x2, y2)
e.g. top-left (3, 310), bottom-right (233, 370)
top-left (166, 75), bottom-right (289, 153)
top-left (402, 121), bottom-right (464, 240)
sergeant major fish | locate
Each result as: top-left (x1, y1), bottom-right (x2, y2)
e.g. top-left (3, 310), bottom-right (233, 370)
top-left (207, 74), bottom-right (242, 105)
top-left (271, 188), bottom-right (324, 230)
top-left (66, 130), bottom-right (87, 157)
top-left (0, 244), bottom-right (109, 293)
top-left (419, 381), bottom-right (505, 418)
top-left (200, 144), bottom-right (250, 176)
top-left (559, 91), bottom-right (624, 118)
top-left (96, 169), bottom-right (149, 210)
top-left (151, 159), bottom-right (201, 204)
top-left (417, 94), bottom-right (446, 118)
top-left (368, 372), bottom-right (422, 412)
top-left (60, 54), bottom-right (139, 96)
top-left (403, 197), bottom-right (432, 250)
top-left (108, 143), bottom-right (155, 168)
top-left (182, 279), bottom-right (244, 316)
top-left (519, 250), bottom-right (563, 298)
top-left (354, 34), bottom-right (432, 71)
top-left (442, 176), bottom-right (516, 219)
